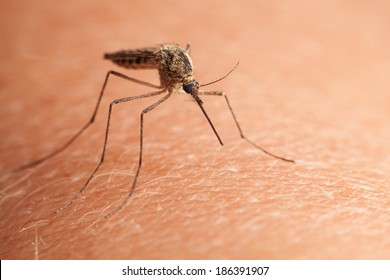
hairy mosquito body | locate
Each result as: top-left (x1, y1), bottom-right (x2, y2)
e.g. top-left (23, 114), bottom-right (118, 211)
top-left (15, 44), bottom-right (294, 219)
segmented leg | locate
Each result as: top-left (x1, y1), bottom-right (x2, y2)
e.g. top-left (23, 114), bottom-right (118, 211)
top-left (13, 70), bottom-right (162, 173)
top-left (105, 92), bottom-right (173, 219)
top-left (55, 89), bottom-right (166, 214)
top-left (199, 91), bottom-right (295, 163)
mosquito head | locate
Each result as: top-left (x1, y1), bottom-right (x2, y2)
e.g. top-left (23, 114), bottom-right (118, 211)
top-left (184, 80), bottom-right (203, 105)
top-left (183, 80), bottom-right (199, 94)
top-left (183, 80), bottom-right (202, 104)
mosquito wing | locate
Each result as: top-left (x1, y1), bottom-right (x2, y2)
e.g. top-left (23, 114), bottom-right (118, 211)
top-left (104, 47), bottom-right (157, 69)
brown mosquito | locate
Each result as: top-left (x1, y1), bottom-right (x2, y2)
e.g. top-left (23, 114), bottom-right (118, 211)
top-left (14, 44), bottom-right (294, 219)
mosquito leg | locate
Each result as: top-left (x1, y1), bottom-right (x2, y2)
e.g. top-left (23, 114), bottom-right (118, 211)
top-left (105, 91), bottom-right (173, 219)
top-left (55, 89), bottom-right (166, 214)
top-left (13, 70), bottom-right (163, 173)
top-left (185, 43), bottom-right (191, 53)
top-left (199, 91), bottom-right (295, 163)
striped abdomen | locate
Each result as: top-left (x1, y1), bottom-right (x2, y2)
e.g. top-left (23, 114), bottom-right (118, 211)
top-left (104, 47), bottom-right (157, 69)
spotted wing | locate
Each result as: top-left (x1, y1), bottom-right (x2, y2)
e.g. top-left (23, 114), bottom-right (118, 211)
top-left (104, 47), bottom-right (157, 69)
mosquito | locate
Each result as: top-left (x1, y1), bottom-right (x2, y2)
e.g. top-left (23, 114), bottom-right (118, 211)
top-left (14, 44), bottom-right (294, 218)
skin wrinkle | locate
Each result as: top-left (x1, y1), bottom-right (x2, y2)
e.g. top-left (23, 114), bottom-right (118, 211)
top-left (34, 226), bottom-right (39, 260)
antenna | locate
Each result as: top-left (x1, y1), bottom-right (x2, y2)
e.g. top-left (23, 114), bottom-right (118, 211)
top-left (200, 62), bottom-right (239, 87)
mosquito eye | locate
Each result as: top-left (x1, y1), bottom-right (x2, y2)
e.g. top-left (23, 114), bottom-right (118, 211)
top-left (183, 83), bottom-right (193, 94)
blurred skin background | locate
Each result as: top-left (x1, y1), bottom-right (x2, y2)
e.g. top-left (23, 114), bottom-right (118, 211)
top-left (1, 0), bottom-right (390, 259)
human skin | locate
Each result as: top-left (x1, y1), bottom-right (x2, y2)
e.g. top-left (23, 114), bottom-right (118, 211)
top-left (1, 0), bottom-right (390, 259)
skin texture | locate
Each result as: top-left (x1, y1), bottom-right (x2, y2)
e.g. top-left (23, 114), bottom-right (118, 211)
top-left (1, 0), bottom-right (390, 259)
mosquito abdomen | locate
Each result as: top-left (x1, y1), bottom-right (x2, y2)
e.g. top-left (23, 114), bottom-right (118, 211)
top-left (104, 48), bottom-right (157, 69)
